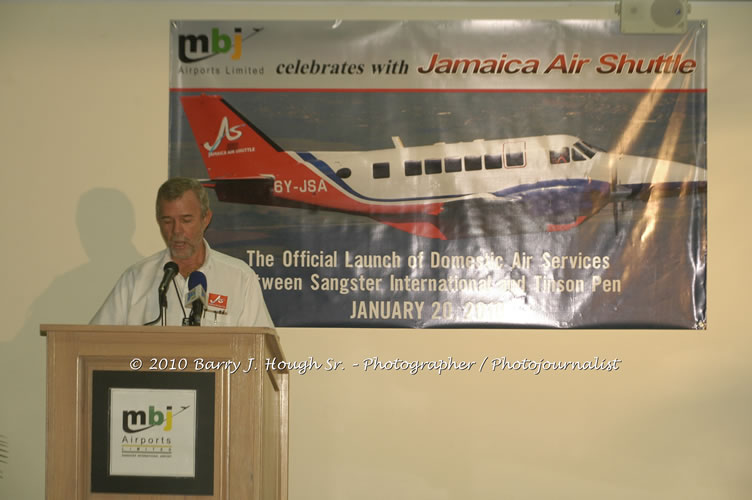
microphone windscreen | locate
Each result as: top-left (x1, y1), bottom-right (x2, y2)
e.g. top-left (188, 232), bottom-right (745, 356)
top-left (158, 261), bottom-right (180, 295)
top-left (185, 271), bottom-right (208, 308)
top-left (188, 270), bottom-right (207, 290)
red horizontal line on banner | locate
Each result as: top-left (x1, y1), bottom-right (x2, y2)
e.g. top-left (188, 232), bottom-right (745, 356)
top-left (170, 88), bottom-right (706, 94)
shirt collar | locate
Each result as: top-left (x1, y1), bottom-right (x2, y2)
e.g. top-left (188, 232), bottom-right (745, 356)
top-left (197, 239), bottom-right (214, 274)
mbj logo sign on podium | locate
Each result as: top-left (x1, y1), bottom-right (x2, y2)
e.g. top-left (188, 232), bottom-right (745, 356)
top-left (122, 404), bottom-right (191, 433)
top-left (109, 389), bottom-right (197, 477)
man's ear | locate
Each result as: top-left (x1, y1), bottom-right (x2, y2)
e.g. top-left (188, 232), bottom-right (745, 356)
top-left (203, 209), bottom-right (213, 230)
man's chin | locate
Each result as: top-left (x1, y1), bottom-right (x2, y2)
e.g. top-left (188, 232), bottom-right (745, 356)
top-left (169, 245), bottom-right (194, 260)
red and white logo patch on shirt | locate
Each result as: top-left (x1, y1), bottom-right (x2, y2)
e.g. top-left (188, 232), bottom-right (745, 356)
top-left (208, 293), bottom-right (228, 310)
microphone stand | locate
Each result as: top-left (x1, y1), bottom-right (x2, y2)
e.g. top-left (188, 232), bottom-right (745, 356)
top-left (159, 290), bottom-right (168, 326)
top-left (144, 289), bottom-right (169, 326)
top-left (144, 266), bottom-right (179, 326)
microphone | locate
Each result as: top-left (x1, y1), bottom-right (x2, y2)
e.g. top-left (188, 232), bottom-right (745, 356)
top-left (158, 262), bottom-right (180, 297)
top-left (185, 271), bottom-right (207, 326)
top-left (147, 261), bottom-right (179, 326)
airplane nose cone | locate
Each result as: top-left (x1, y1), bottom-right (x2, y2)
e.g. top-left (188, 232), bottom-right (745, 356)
top-left (613, 154), bottom-right (705, 185)
top-left (606, 153), bottom-right (706, 199)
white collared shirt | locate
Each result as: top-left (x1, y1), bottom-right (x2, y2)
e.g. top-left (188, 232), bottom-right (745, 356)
top-left (90, 241), bottom-right (274, 328)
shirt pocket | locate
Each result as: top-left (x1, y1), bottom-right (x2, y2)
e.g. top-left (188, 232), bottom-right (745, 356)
top-left (203, 308), bottom-right (233, 326)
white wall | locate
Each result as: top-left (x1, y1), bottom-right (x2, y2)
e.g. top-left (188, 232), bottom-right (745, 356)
top-left (1, 2), bottom-right (750, 499)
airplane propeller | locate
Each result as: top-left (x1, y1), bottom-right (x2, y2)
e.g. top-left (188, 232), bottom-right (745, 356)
top-left (609, 158), bottom-right (631, 235)
top-left (611, 162), bottom-right (620, 234)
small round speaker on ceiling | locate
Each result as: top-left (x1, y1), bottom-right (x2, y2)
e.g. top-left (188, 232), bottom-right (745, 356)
top-left (651, 0), bottom-right (686, 28)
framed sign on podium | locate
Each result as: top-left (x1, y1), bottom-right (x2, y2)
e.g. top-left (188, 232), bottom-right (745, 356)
top-left (41, 324), bottom-right (289, 500)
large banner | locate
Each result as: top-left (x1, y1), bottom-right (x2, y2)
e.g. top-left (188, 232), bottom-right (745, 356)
top-left (168, 20), bottom-right (707, 329)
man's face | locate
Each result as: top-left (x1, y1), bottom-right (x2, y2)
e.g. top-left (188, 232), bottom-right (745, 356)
top-left (157, 191), bottom-right (212, 261)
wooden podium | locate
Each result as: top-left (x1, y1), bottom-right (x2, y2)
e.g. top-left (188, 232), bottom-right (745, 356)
top-left (41, 324), bottom-right (288, 500)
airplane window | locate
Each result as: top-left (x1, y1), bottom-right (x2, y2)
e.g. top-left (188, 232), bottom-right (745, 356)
top-left (464, 155), bottom-right (482, 171)
top-left (580, 140), bottom-right (605, 153)
top-left (372, 162), bottom-right (390, 179)
top-left (505, 152), bottom-right (525, 167)
top-left (574, 141), bottom-right (596, 158)
top-left (484, 154), bottom-right (502, 169)
top-left (404, 160), bottom-right (422, 176)
top-left (572, 148), bottom-right (587, 161)
top-left (425, 158), bottom-right (442, 175)
top-left (445, 157), bottom-right (462, 173)
top-left (504, 142), bottom-right (526, 168)
top-left (336, 168), bottom-right (352, 179)
top-left (549, 147), bottom-right (570, 165)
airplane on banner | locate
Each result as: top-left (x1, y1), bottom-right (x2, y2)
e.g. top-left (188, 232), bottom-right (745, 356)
top-left (179, 94), bottom-right (707, 239)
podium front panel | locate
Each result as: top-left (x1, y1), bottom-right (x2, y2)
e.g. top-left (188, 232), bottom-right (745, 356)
top-left (41, 324), bottom-right (288, 500)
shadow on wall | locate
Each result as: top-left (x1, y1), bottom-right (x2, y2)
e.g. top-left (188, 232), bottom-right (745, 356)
top-left (0, 188), bottom-right (143, 498)
top-left (0, 434), bottom-right (6, 480)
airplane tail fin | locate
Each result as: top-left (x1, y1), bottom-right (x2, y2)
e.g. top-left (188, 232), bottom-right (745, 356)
top-left (180, 95), bottom-right (285, 180)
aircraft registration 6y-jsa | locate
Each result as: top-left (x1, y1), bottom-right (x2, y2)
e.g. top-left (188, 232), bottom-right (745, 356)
top-left (179, 95), bottom-right (707, 240)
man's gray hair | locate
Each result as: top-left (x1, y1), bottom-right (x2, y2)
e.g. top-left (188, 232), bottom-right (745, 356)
top-left (156, 177), bottom-right (210, 218)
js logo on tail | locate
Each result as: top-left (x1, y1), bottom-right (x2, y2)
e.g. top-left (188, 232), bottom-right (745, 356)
top-left (204, 116), bottom-right (244, 153)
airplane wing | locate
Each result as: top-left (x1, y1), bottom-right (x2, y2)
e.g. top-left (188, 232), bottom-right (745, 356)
top-left (374, 219), bottom-right (448, 240)
top-left (203, 177), bottom-right (275, 205)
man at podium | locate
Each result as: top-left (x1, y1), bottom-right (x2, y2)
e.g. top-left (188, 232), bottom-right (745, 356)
top-left (90, 177), bottom-right (274, 327)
